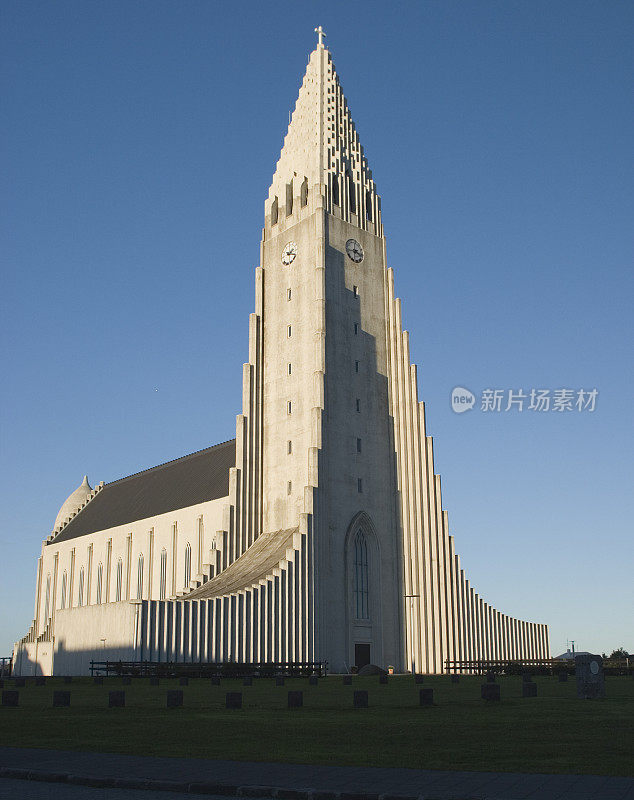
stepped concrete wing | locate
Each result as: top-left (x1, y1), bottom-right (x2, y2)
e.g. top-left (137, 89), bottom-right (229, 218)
top-left (50, 439), bottom-right (235, 544)
top-left (186, 527), bottom-right (299, 599)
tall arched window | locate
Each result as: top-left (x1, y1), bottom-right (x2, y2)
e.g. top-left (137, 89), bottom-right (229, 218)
top-left (353, 531), bottom-right (369, 619)
top-left (136, 554), bottom-right (144, 599)
top-left (115, 559), bottom-right (123, 601)
top-left (60, 571), bottom-right (67, 610)
top-left (184, 542), bottom-right (191, 588)
top-left (43, 573), bottom-right (51, 621)
top-left (96, 562), bottom-right (103, 604)
top-left (347, 170), bottom-right (356, 214)
top-left (159, 548), bottom-right (167, 600)
top-left (332, 175), bottom-right (339, 206)
top-left (78, 568), bottom-right (85, 607)
top-left (300, 176), bottom-right (308, 207)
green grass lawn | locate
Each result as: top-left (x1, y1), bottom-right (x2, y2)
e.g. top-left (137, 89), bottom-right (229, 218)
top-left (1, 674), bottom-right (632, 775)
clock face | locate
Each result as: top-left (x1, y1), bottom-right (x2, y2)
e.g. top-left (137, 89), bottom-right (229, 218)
top-left (281, 241), bottom-right (298, 265)
top-left (346, 238), bottom-right (364, 263)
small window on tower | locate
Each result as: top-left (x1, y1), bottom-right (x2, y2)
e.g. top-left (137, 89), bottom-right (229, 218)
top-left (288, 440), bottom-right (292, 454)
top-left (357, 478), bottom-right (363, 493)
top-left (353, 285), bottom-right (358, 297)
top-left (300, 177), bottom-right (308, 207)
top-left (271, 197), bottom-right (278, 226)
top-left (287, 288), bottom-right (292, 301)
top-left (347, 170), bottom-right (356, 214)
top-left (354, 323), bottom-right (359, 335)
top-left (356, 398), bottom-right (361, 413)
top-left (287, 400), bottom-right (292, 414)
top-left (287, 481), bottom-right (292, 495)
top-left (355, 360), bottom-right (360, 373)
top-left (287, 325), bottom-right (292, 337)
top-left (357, 438), bottom-right (362, 453)
top-left (286, 182), bottom-right (293, 216)
top-left (288, 362), bottom-right (292, 375)
top-left (366, 190), bottom-right (373, 221)
top-left (332, 175), bottom-right (339, 206)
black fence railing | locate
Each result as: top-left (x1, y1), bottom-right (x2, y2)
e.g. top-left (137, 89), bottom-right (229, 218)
top-left (89, 660), bottom-right (327, 678)
top-left (445, 658), bottom-right (568, 675)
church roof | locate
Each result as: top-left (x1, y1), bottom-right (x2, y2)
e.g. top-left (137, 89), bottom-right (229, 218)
top-left (50, 439), bottom-right (235, 544)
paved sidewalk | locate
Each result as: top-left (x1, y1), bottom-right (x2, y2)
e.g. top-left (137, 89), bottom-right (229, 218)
top-left (1, 747), bottom-right (633, 799)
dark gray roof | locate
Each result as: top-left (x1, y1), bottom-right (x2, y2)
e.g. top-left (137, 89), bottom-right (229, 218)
top-left (50, 440), bottom-right (235, 544)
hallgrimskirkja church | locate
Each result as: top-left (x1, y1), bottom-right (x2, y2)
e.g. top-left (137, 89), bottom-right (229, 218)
top-left (13, 30), bottom-right (549, 676)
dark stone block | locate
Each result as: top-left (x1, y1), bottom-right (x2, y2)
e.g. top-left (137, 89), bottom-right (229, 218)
top-left (522, 682), bottom-right (537, 698)
top-left (288, 690), bottom-right (303, 708)
top-left (451, 674), bottom-right (460, 684)
top-left (481, 683), bottom-right (501, 701)
top-left (309, 676), bottom-right (319, 686)
top-left (275, 676), bottom-right (285, 686)
top-left (343, 675), bottom-right (352, 685)
top-left (1, 690), bottom-right (18, 707)
top-left (353, 690), bottom-right (368, 708)
top-left (109, 690), bottom-right (125, 707)
top-left (149, 677), bottom-right (159, 686)
top-left (179, 676), bottom-right (189, 686)
top-left (486, 672), bottom-right (496, 683)
top-left (419, 687), bottom-right (433, 706)
top-left (379, 675), bottom-right (388, 685)
top-left (35, 677), bottom-right (46, 686)
top-left (14, 678), bottom-right (25, 688)
top-left (558, 671), bottom-right (568, 682)
top-left (52, 691), bottom-right (70, 707)
top-left (210, 676), bottom-right (221, 686)
top-left (414, 674), bottom-right (424, 684)
top-left (63, 676), bottom-right (72, 684)
top-left (226, 691), bottom-right (242, 709)
top-left (121, 677), bottom-right (131, 686)
top-left (167, 690), bottom-right (183, 708)
top-left (93, 676), bottom-right (104, 685)
top-left (243, 676), bottom-right (253, 686)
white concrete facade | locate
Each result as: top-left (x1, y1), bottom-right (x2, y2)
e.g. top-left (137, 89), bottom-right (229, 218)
top-left (13, 36), bottom-right (549, 676)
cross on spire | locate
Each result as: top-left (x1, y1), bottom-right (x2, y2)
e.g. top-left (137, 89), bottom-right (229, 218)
top-left (315, 26), bottom-right (326, 47)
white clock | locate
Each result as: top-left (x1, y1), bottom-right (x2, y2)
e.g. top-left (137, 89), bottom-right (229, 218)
top-left (346, 238), bottom-right (364, 263)
top-left (281, 241), bottom-right (298, 265)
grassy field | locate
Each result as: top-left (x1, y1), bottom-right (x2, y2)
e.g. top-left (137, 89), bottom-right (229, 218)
top-left (1, 674), bottom-right (632, 775)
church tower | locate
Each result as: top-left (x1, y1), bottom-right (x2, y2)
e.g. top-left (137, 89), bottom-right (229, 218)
top-left (14, 29), bottom-right (549, 677)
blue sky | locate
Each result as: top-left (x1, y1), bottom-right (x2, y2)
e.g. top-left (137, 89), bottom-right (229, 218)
top-left (1, 0), bottom-right (632, 658)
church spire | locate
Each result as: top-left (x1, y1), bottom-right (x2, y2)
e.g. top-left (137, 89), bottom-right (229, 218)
top-left (266, 33), bottom-right (382, 236)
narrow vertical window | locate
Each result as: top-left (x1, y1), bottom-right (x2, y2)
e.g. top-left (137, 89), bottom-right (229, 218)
top-left (353, 531), bottom-right (369, 619)
top-left (271, 196), bottom-right (278, 225)
top-left (357, 438), bottom-right (362, 453)
top-left (96, 562), bottom-right (103, 604)
top-left (347, 170), bottom-right (356, 214)
top-left (287, 481), bottom-right (292, 495)
top-left (78, 568), bottom-right (85, 607)
top-left (355, 360), bottom-right (360, 373)
top-left (184, 542), bottom-right (191, 588)
top-left (287, 288), bottom-right (292, 301)
top-left (286, 181), bottom-right (293, 216)
top-left (366, 190), bottom-right (373, 221)
top-left (332, 175), bottom-right (339, 206)
top-left (60, 571), bottom-right (67, 610)
top-left (159, 548), bottom-right (167, 600)
top-left (300, 176), bottom-right (308, 207)
top-left (136, 554), bottom-right (144, 599)
top-left (353, 285), bottom-right (358, 297)
top-left (44, 574), bottom-right (51, 621)
top-left (356, 398), bottom-right (361, 412)
top-left (357, 478), bottom-right (363, 493)
top-left (115, 559), bottom-right (123, 602)
top-left (288, 363), bottom-right (292, 375)
top-left (354, 323), bottom-right (359, 335)
top-left (287, 440), bottom-right (292, 454)
top-left (287, 400), bottom-right (292, 414)
top-left (287, 325), bottom-right (292, 337)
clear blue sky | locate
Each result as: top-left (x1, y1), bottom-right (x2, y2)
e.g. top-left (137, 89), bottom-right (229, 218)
top-left (1, 0), bottom-right (633, 658)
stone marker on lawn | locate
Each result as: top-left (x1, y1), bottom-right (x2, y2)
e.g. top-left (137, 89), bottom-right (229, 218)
top-left (353, 690), bottom-right (368, 708)
top-left (288, 691), bottom-right (303, 708)
top-left (1, 690), bottom-right (18, 707)
top-left (226, 692), bottom-right (242, 709)
top-left (575, 654), bottom-right (605, 699)
top-left (481, 683), bottom-right (501, 701)
top-left (53, 691), bottom-right (71, 707)
top-left (419, 688), bottom-right (434, 706)
top-left (109, 691), bottom-right (125, 707)
top-left (167, 690), bottom-right (183, 708)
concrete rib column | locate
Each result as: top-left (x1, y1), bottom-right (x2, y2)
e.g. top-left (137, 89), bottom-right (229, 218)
top-left (418, 403), bottom-right (434, 673)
